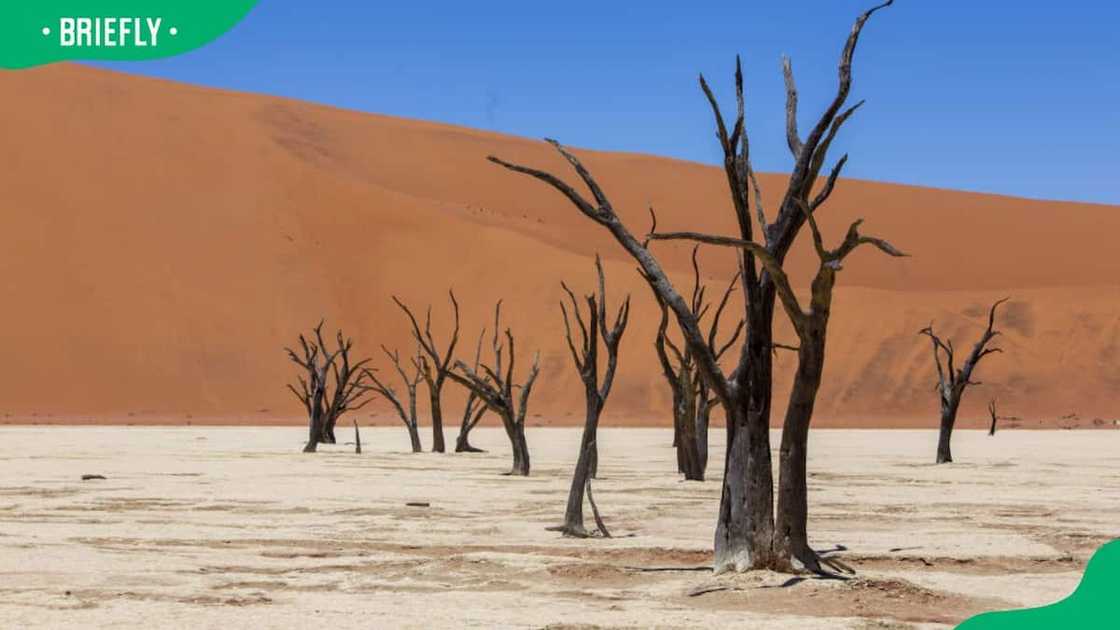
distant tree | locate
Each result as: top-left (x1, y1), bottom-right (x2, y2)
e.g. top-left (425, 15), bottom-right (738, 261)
top-left (553, 255), bottom-right (629, 536)
top-left (919, 298), bottom-right (1007, 463)
top-left (986, 400), bottom-right (1019, 436)
top-left (644, 246), bottom-right (743, 481)
top-left (447, 302), bottom-right (541, 476)
top-left (369, 346), bottom-right (425, 453)
top-left (285, 321), bottom-right (375, 453)
top-left (393, 290), bottom-right (461, 453)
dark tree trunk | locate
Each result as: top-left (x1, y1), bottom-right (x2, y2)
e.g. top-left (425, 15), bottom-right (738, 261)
top-left (455, 432), bottom-right (480, 453)
top-left (936, 401), bottom-right (958, 464)
top-left (455, 403), bottom-right (486, 453)
top-left (561, 443), bottom-right (593, 534)
top-left (509, 421), bottom-right (531, 476)
top-left (774, 328), bottom-right (826, 573)
top-left (715, 300), bottom-right (777, 573)
top-left (494, 408), bottom-right (531, 476)
top-left (695, 394), bottom-right (712, 475)
top-left (303, 411), bottom-right (322, 453)
top-left (407, 390), bottom-right (423, 453)
top-left (672, 392), bottom-right (685, 473)
top-left (321, 420), bottom-right (337, 444)
top-left (560, 401), bottom-right (602, 535)
top-left (407, 423), bottom-right (423, 453)
top-left (677, 371), bottom-right (704, 481)
top-left (578, 401), bottom-right (601, 479)
top-left (427, 387), bottom-right (445, 450)
top-left (303, 378), bottom-right (330, 454)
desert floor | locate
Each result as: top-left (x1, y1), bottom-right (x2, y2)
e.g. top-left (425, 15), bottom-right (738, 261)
top-left (1, 426), bottom-right (1116, 629)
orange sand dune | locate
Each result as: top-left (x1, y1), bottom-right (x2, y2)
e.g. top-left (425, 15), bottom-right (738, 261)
top-left (1, 64), bottom-right (1118, 429)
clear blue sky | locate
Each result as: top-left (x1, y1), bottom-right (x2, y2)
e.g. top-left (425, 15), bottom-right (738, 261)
top-left (96, 1), bottom-right (1119, 204)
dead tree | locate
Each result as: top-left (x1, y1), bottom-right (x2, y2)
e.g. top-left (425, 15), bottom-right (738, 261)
top-left (650, 204), bottom-right (905, 572)
top-left (285, 322), bottom-right (375, 453)
top-left (455, 330), bottom-right (489, 452)
top-left (447, 302), bottom-right (541, 476)
top-left (322, 336), bottom-right (375, 445)
top-left (488, 2), bottom-right (893, 572)
top-left (919, 298), bottom-right (1007, 463)
top-left (369, 346), bottom-right (425, 453)
top-left (554, 255), bottom-right (630, 536)
top-left (985, 398), bottom-right (1020, 436)
top-left (393, 290), bottom-right (461, 453)
top-left (645, 247), bottom-right (743, 481)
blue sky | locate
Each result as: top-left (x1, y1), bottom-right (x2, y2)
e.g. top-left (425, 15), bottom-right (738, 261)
top-left (96, 1), bottom-right (1119, 204)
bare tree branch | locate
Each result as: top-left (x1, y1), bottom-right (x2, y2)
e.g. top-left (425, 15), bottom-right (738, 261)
top-left (781, 56), bottom-right (803, 159)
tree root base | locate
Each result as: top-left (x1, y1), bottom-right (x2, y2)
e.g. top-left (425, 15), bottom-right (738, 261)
top-left (713, 546), bottom-right (856, 577)
top-left (546, 524), bottom-right (609, 539)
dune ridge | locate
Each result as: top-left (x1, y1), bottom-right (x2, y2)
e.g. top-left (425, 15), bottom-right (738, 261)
top-left (1, 64), bottom-right (1118, 429)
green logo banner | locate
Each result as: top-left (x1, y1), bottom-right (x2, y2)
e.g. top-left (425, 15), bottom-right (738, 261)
top-left (1, 1), bottom-right (260, 69)
top-left (958, 539), bottom-right (1120, 629)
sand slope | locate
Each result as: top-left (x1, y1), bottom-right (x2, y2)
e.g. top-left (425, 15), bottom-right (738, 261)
top-left (1, 64), bottom-right (1118, 427)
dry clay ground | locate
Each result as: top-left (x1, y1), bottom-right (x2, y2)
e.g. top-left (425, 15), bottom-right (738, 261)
top-left (0, 426), bottom-right (1116, 629)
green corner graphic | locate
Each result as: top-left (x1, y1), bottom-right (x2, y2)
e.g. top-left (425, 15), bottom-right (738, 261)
top-left (958, 540), bottom-right (1120, 629)
top-left (1, 1), bottom-right (259, 69)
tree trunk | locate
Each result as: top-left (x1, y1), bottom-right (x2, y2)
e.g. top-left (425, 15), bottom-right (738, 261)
top-left (496, 408), bottom-right (532, 477)
top-left (429, 387), bottom-right (446, 453)
top-left (773, 331), bottom-right (826, 573)
top-left (561, 445), bottom-right (592, 535)
top-left (677, 385), bottom-right (703, 481)
top-left (509, 422), bottom-right (531, 476)
top-left (455, 432), bottom-right (479, 452)
top-left (321, 417), bottom-right (337, 444)
top-left (455, 405), bottom-right (487, 453)
top-left (303, 409), bottom-right (323, 453)
top-left (407, 423), bottom-right (423, 453)
top-left (578, 398), bottom-right (601, 479)
top-left (560, 404), bottom-right (601, 535)
top-left (936, 401), bottom-right (958, 464)
top-left (714, 302), bottom-right (777, 573)
top-left (673, 394), bottom-right (684, 473)
top-left (695, 396), bottom-right (711, 476)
